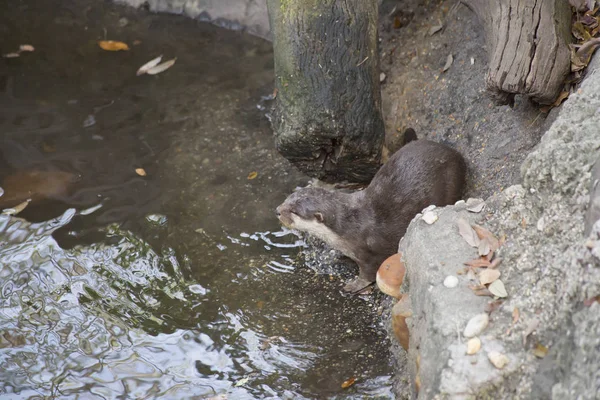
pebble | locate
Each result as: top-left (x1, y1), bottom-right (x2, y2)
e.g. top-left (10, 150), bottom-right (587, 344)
top-left (463, 313), bottom-right (489, 338)
top-left (422, 211), bottom-right (438, 224)
top-left (466, 337), bottom-right (481, 355)
top-left (466, 198), bottom-right (485, 213)
top-left (488, 351), bottom-right (509, 369)
top-left (443, 275), bottom-right (458, 288)
top-left (380, 72), bottom-right (386, 83)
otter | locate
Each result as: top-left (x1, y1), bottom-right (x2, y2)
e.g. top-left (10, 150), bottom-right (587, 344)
top-left (276, 138), bottom-right (466, 293)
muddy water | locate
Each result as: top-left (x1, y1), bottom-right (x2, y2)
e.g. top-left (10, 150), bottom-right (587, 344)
top-left (0, 1), bottom-right (394, 399)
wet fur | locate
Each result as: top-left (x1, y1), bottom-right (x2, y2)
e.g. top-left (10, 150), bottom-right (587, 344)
top-left (277, 140), bottom-right (466, 286)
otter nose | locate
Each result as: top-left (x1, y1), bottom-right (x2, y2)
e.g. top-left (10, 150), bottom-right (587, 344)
top-left (275, 206), bottom-right (282, 217)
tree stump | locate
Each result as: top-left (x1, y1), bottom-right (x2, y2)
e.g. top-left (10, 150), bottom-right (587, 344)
top-left (462, 0), bottom-right (572, 105)
top-left (266, 0), bottom-right (384, 183)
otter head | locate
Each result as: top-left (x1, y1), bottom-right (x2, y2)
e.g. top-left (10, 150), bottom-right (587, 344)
top-left (276, 188), bottom-right (340, 241)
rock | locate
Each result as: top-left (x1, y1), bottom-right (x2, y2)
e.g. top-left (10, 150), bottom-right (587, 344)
top-left (443, 275), bottom-right (458, 288)
top-left (466, 337), bottom-right (481, 355)
top-left (463, 313), bottom-right (489, 338)
top-left (422, 210), bottom-right (438, 224)
top-left (488, 351), bottom-right (509, 369)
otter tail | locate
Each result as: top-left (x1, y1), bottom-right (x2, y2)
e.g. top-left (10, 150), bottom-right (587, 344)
top-left (403, 128), bottom-right (418, 145)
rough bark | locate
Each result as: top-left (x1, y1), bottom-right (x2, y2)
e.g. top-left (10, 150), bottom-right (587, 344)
top-left (267, 0), bottom-right (384, 183)
top-left (462, 0), bottom-right (572, 105)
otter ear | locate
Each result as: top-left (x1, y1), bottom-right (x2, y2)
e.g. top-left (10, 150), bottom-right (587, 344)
top-left (314, 212), bottom-right (324, 223)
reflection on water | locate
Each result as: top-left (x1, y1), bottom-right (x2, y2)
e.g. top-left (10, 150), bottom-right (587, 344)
top-left (0, 0), bottom-right (394, 398)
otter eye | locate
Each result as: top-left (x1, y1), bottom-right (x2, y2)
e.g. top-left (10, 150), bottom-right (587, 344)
top-left (314, 212), bottom-right (324, 223)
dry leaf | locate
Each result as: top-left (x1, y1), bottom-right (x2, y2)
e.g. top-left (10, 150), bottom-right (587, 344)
top-left (473, 288), bottom-right (494, 297)
top-left (98, 40), bottom-right (130, 51)
top-left (522, 318), bottom-right (540, 345)
top-left (479, 269), bottom-right (500, 285)
top-left (442, 54), bottom-right (453, 72)
top-left (135, 168), bottom-right (147, 176)
top-left (19, 44), bottom-right (34, 52)
top-left (551, 91), bottom-right (570, 108)
top-left (583, 295), bottom-right (600, 306)
top-left (484, 300), bottom-right (503, 313)
top-left (341, 377), bottom-right (356, 389)
top-left (478, 239), bottom-right (491, 256)
top-left (572, 21), bottom-right (592, 41)
top-left (247, 171), bottom-right (258, 180)
top-left (512, 307), bottom-right (520, 324)
top-left (457, 218), bottom-right (480, 247)
top-left (429, 23), bottom-right (443, 36)
top-left (137, 55), bottom-right (163, 76)
top-left (488, 279), bottom-right (508, 298)
top-left (472, 225), bottom-right (500, 251)
top-left (533, 343), bottom-right (548, 358)
top-left (2, 199), bottom-right (31, 215)
top-left (464, 258), bottom-right (492, 268)
top-left (489, 257), bottom-right (503, 269)
top-left (572, 38), bottom-right (600, 72)
top-left (146, 58), bottom-right (176, 75)
top-left (466, 198), bottom-right (485, 213)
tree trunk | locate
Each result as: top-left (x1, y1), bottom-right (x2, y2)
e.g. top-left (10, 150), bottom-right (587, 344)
top-left (462, 0), bottom-right (572, 105)
top-left (267, 0), bottom-right (384, 183)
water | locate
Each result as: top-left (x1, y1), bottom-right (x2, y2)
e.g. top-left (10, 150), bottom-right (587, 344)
top-left (0, 1), bottom-right (394, 398)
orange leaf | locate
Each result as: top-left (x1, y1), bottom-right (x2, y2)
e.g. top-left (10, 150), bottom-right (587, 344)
top-left (247, 171), bottom-right (258, 180)
top-left (341, 377), bottom-right (356, 389)
top-left (473, 225), bottom-right (500, 251)
top-left (98, 40), bottom-right (130, 51)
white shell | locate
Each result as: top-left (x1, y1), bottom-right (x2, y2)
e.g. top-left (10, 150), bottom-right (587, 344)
top-left (443, 275), bottom-right (458, 288)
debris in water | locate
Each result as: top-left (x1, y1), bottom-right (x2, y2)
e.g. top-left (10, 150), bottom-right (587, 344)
top-left (146, 58), bottom-right (177, 75)
top-left (135, 168), bottom-right (147, 177)
top-left (341, 377), bottom-right (356, 389)
top-left (2, 199), bottom-right (31, 215)
top-left (98, 40), bottom-right (130, 51)
top-left (137, 55), bottom-right (163, 76)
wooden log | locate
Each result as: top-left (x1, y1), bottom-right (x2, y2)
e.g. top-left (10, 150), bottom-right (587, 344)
top-left (266, 0), bottom-right (384, 183)
top-left (462, 0), bottom-right (572, 104)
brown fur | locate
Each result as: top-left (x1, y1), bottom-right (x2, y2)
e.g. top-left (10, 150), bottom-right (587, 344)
top-left (277, 140), bottom-right (466, 291)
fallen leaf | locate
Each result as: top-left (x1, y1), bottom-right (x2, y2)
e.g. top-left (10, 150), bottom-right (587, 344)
top-left (98, 40), bottom-right (130, 51)
top-left (479, 269), bottom-right (501, 285)
top-left (442, 54), bottom-right (453, 72)
top-left (583, 295), bottom-right (600, 306)
top-left (464, 258), bottom-right (492, 268)
top-left (572, 21), bottom-right (592, 41)
top-left (2, 199), bottom-right (31, 215)
top-left (533, 343), bottom-right (548, 358)
top-left (489, 257), bottom-right (503, 269)
top-left (146, 58), bottom-right (176, 75)
top-left (522, 318), bottom-right (540, 345)
top-left (484, 300), bottom-right (503, 313)
top-left (2, 52), bottom-right (20, 58)
top-left (512, 307), bottom-right (520, 324)
top-left (466, 198), bottom-right (485, 213)
top-left (341, 377), bottom-right (356, 389)
top-left (457, 218), bottom-right (480, 247)
top-left (550, 90), bottom-right (570, 107)
top-left (488, 279), bottom-right (508, 298)
top-left (429, 23), bottom-right (443, 36)
top-left (572, 38), bottom-right (600, 72)
top-left (234, 377), bottom-right (250, 387)
top-left (137, 55), bottom-right (163, 76)
top-left (393, 16), bottom-right (402, 29)
top-left (135, 168), bottom-right (147, 176)
top-left (472, 225), bottom-right (500, 251)
top-left (247, 171), bottom-right (258, 180)
top-left (19, 44), bottom-right (34, 52)
top-left (473, 288), bottom-right (494, 297)
top-left (478, 239), bottom-right (491, 256)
